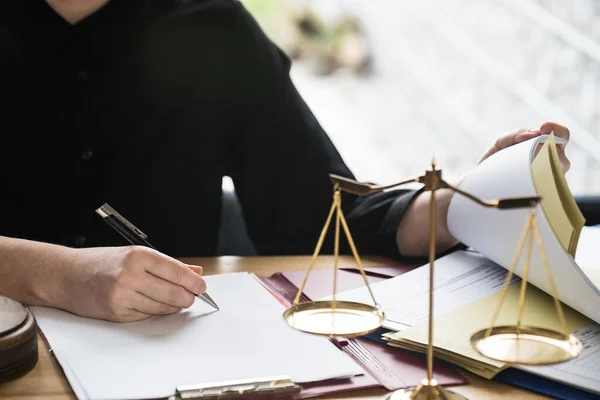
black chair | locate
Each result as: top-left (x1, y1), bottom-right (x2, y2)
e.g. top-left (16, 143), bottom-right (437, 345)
top-left (576, 195), bottom-right (600, 226)
top-left (217, 189), bottom-right (257, 256)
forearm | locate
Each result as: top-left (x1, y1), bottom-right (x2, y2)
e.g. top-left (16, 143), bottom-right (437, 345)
top-left (395, 188), bottom-right (458, 257)
top-left (0, 236), bottom-right (76, 306)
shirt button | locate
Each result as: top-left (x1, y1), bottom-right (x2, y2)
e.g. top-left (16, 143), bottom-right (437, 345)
top-left (75, 236), bottom-right (86, 246)
top-left (77, 70), bottom-right (88, 81)
top-left (81, 150), bottom-right (94, 161)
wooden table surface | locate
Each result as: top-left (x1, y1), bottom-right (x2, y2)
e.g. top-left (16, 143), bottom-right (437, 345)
top-left (0, 255), bottom-right (550, 400)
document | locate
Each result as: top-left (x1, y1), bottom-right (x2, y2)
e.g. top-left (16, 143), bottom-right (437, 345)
top-left (521, 324), bottom-right (600, 394)
top-left (383, 272), bottom-right (596, 391)
top-left (31, 273), bottom-right (363, 400)
top-left (324, 251), bottom-right (519, 330)
top-left (447, 134), bottom-right (600, 324)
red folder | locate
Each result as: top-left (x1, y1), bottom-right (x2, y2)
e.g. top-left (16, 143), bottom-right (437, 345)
top-left (256, 268), bottom-right (466, 399)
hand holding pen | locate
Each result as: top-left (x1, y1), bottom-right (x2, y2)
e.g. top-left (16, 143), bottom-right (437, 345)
top-left (95, 203), bottom-right (219, 311)
top-left (39, 244), bottom-right (210, 323)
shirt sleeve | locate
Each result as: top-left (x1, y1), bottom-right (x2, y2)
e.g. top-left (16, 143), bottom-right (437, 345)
top-left (216, 1), bottom-right (424, 261)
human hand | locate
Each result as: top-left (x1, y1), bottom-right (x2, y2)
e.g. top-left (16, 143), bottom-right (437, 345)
top-left (56, 246), bottom-right (206, 322)
top-left (477, 122), bottom-right (571, 173)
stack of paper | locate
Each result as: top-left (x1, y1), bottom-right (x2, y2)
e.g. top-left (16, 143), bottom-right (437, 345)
top-left (31, 273), bottom-right (364, 400)
top-left (382, 269), bottom-right (592, 378)
top-left (381, 254), bottom-right (600, 393)
top-left (329, 249), bottom-right (600, 394)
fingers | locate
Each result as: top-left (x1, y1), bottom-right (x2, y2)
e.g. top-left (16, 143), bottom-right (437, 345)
top-left (539, 122), bottom-right (571, 172)
top-left (144, 257), bottom-right (206, 296)
top-left (559, 153), bottom-right (571, 173)
top-left (539, 121), bottom-right (570, 144)
top-left (109, 307), bottom-right (150, 323)
top-left (478, 127), bottom-right (538, 164)
top-left (515, 128), bottom-right (541, 144)
top-left (188, 265), bottom-right (203, 275)
top-left (135, 272), bottom-right (197, 308)
top-left (478, 122), bottom-right (571, 166)
top-left (127, 289), bottom-right (182, 315)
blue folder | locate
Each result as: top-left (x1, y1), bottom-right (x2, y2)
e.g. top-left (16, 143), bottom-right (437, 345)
top-left (364, 329), bottom-right (600, 400)
top-left (495, 368), bottom-right (600, 400)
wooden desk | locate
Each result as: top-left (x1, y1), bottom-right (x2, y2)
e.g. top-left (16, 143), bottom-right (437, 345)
top-left (0, 255), bottom-right (550, 400)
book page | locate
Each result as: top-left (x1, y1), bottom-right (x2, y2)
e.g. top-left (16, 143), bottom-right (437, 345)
top-left (546, 134), bottom-right (586, 255)
top-left (531, 133), bottom-right (585, 256)
top-left (447, 135), bottom-right (600, 324)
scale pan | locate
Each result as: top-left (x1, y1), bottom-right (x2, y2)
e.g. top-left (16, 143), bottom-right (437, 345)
top-left (283, 300), bottom-right (385, 337)
top-left (471, 325), bottom-right (582, 365)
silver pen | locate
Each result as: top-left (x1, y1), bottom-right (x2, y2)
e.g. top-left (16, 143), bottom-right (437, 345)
top-left (95, 203), bottom-right (219, 310)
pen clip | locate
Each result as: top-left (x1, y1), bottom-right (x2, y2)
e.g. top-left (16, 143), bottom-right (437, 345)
top-left (96, 203), bottom-right (149, 240)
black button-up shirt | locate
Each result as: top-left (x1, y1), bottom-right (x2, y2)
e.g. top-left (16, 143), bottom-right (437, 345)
top-left (0, 0), bottom-right (419, 258)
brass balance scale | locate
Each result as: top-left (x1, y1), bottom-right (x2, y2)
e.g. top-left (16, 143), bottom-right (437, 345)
top-left (283, 160), bottom-right (582, 400)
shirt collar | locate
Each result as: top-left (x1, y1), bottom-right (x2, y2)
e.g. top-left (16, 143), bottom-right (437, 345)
top-left (4, 0), bottom-right (151, 64)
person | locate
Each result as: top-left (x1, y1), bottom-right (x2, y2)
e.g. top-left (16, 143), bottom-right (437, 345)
top-left (0, 0), bottom-right (572, 322)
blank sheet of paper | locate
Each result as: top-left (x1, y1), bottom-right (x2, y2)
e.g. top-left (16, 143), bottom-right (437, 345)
top-left (32, 273), bottom-right (363, 400)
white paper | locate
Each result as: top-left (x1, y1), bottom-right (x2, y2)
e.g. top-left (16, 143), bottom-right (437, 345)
top-left (32, 273), bottom-right (363, 400)
top-left (447, 135), bottom-right (600, 324)
top-left (576, 226), bottom-right (600, 270)
top-left (519, 323), bottom-right (600, 395)
top-left (323, 251), bottom-right (518, 330)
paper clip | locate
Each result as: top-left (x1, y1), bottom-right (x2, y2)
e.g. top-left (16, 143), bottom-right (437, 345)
top-left (168, 375), bottom-right (301, 399)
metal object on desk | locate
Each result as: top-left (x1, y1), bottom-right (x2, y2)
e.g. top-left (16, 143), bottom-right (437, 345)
top-left (168, 375), bottom-right (301, 399)
top-left (0, 296), bottom-right (38, 383)
top-left (470, 209), bottom-right (582, 365)
top-left (291, 155), bottom-right (573, 400)
top-left (283, 182), bottom-right (386, 338)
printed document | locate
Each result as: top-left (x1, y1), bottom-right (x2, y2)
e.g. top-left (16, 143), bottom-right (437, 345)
top-left (324, 251), bottom-right (519, 330)
top-left (520, 323), bottom-right (600, 394)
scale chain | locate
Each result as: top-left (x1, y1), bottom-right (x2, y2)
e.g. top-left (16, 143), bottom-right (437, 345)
top-left (485, 211), bottom-right (532, 338)
top-left (293, 191), bottom-right (338, 306)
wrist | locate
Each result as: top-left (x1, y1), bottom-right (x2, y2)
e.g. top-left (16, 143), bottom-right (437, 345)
top-left (435, 188), bottom-right (455, 243)
top-left (396, 188), bottom-right (458, 257)
top-left (25, 242), bottom-right (79, 308)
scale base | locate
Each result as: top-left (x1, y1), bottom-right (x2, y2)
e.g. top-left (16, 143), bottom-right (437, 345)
top-left (387, 379), bottom-right (467, 400)
top-left (471, 325), bottom-right (582, 365)
top-left (283, 300), bottom-right (385, 337)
